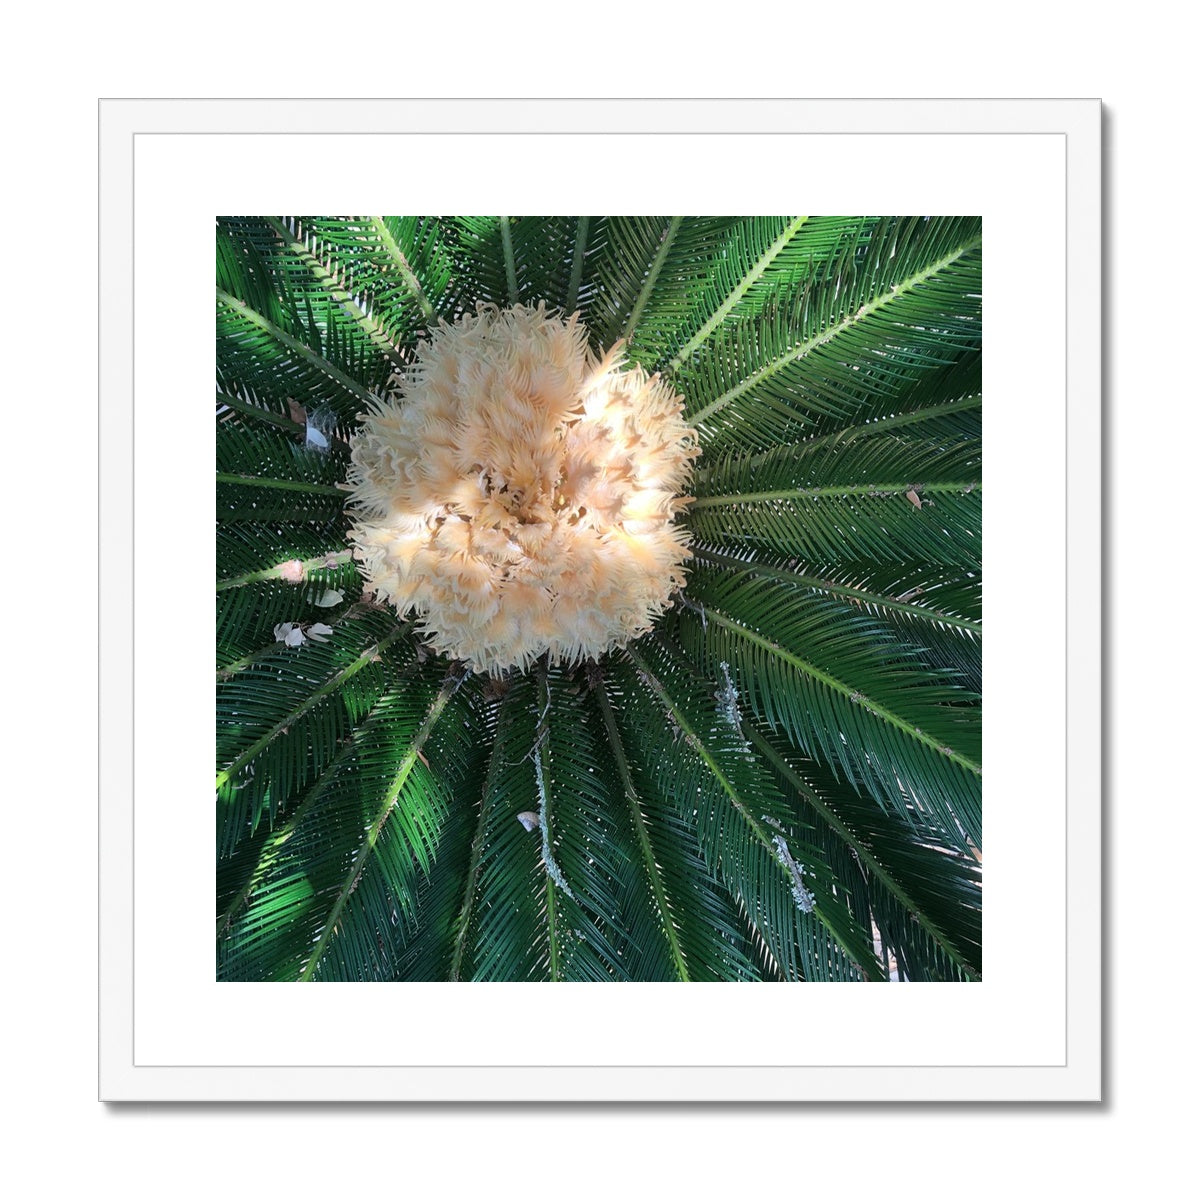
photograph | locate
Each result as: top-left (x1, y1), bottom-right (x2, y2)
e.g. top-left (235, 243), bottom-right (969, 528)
top-left (214, 214), bottom-right (984, 984)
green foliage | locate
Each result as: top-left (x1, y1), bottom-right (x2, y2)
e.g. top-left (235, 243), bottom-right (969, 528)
top-left (215, 214), bottom-right (984, 982)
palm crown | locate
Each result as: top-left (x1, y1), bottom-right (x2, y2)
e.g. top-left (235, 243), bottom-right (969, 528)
top-left (216, 215), bottom-right (983, 982)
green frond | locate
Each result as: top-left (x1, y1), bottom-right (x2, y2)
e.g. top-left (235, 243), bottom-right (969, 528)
top-left (599, 657), bottom-right (767, 981)
top-left (432, 216), bottom-right (616, 324)
top-left (615, 217), bottom-right (742, 368)
top-left (688, 419), bottom-right (982, 567)
top-left (590, 678), bottom-right (692, 980)
top-left (216, 610), bottom-right (414, 859)
top-left (672, 562), bottom-right (982, 852)
top-left (217, 216), bottom-right (417, 425)
top-left (291, 216), bottom-right (453, 330)
top-left (621, 638), bottom-right (874, 981)
top-left (563, 215), bottom-right (595, 314)
top-left (215, 213), bottom-right (987, 984)
top-left (699, 387), bottom-right (982, 480)
top-left (215, 573), bottom-right (363, 672)
top-left (388, 755), bottom-right (494, 978)
top-left (582, 216), bottom-right (679, 351)
top-left (676, 216), bottom-right (982, 451)
top-left (661, 215), bottom-right (883, 370)
top-left (440, 216), bottom-right (519, 311)
top-left (690, 544), bottom-right (982, 632)
top-left (217, 661), bottom-right (475, 982)
top-left (506, 216), bottom-right (586, 312)
top-left (216, 427), bottom-right (350, 527)
top-left (531, 663), bottom-right (634, 981)
top-left (691, 543), bottom-right (982, 694)
top-left (452, 672), bottom-right (550, 981)
top-left (750, 726), bottom-right (982, 979)
top-left (586, 215), bottom-right (878, 370)
top-left (299, 667), bottom-right (479, 982)
top-left (218, 217), bottom-right (410, 374)
top-left (444, 665), bottom-right (644, 982)
top-left (440, 695), bottom-right (508, 981)
top-left (215, 529), bottom-right (352, 592)
top-left (216, 299), bottom-right (382, 431)
top-left (216, 685), bottom-right (389, 951)
top-left (216, 386), bottom-right (306, 435)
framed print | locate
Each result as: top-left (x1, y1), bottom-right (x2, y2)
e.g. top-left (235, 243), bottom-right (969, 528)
top-left (98, 97), bottom-right (1101, 1101)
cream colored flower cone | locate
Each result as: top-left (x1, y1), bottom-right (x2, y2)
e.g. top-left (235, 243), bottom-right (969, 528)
top-left (346, 303), bottom-right (700, 674)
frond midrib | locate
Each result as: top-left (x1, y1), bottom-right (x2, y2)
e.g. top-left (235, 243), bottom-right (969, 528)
top-left (666, 216), bottom-right (809, 370)
top-left (694, 393), bottom-right (983, 481)
top-left (216, 550), bottom-right (352, 592)
top-left (627, 643), bottom-right (833, 981)
top-left (264, 216), bottom-right (407, 367)
top-left (622, 217), bottom-right (681, 343)
top-left (749, 726), bottom-right (980, 980)
top-left (690, 546), bottom-right (982, 634)
top-left (367, 216), bottom-right (435, 321)
top-left (690, 479), bottom-right (979, 508)
top-left (215, 626), bottom-right (407, 790)
top-left (216, 286), bottom-right (379, 409)
top-left (688, 235), bottom-right (983, 427)
top-left (593, 677), bottom-right (690, 981)
top-left (448, 697), bottom-right (509, 982)
top-left (695, 605), bottom-right (981, 776)
top-left (298, 668), bottom-right (461, 980)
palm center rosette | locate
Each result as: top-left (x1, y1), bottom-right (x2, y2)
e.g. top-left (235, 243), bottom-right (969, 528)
top-left (346, 303), bottom-right (700, 674)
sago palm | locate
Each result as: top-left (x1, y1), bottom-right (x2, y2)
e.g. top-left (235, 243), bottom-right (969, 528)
top-left (216, 215), bottom-right (983, 982)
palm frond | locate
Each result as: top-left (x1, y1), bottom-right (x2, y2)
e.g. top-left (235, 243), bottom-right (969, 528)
top-left (750, 726), bottom-right (982, 979)
top-left (583, 216), bottom-right (679, 351)
top-left (599, 656), bottom-right (771, 982)
top-left (530, 662), bottom-right (635, 981)
top-left (290, 215), bottom-right (453, 330)
top-left (616, 217), bottom-right (741, 368)
top-left (590, 677), bottom-right (693, 980)
top-left (451, 671), bottom-right (550, 981)
top-left (219, 217), bottom-right (411, 372)
top-left (692, 543), bottom-right (982, 694)
top-left (446, 664), bottom-right (638, 982)
top-left (620, 638), bottom-right (875, 981)
top-left (441, 216), bottom-right (519, 311)
top-left (661, 215), bottom-right (879, 370)
top-left (673, 561), bottom-right (982, 852)
top-left (675, 216), bottom-right (982, 451)
top-left (216, 527), bottom-right (351, 591)
top-left (506, 216), bottom-right (588, 312)
top-left (688, 420), bottom-right (982, 567)
top-left (218, 661), bottom-right (473, 981)
top-left (216, 418), bottom-right (351, 521)
top-left (215, 213), bottom-right (986, 984)
top-left (216, 609), bottom-right (414, 858)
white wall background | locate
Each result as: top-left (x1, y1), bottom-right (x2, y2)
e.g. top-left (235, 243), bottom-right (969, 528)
top-left (3, 4), bottom-right (1184, 1195)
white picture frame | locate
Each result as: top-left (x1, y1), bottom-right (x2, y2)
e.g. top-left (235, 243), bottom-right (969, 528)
top-left (99, 97), bottom-right (1101, 1102)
